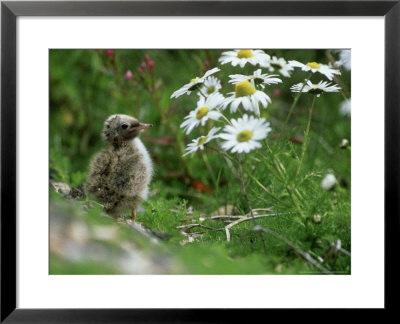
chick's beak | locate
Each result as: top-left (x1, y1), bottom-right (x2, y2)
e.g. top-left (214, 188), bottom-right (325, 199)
top-left (136, 123), bottom-right (153, 131)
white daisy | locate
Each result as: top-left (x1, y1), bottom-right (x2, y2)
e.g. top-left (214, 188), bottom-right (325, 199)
top-left (289, 60), bottom-right (341, 81)
top-left (222, 80), bottom-right (271, 116)
top-left (171, 67), bottom-right (220, 98)
top-left (339, 99), bottom-right (351, 116)
top-left (290, 80), bottom-right (341, 97)
top-left (180, 93), bottom-right (224, 134)
top-left (219, 114), bottom-right (272, 154)
top-left (336, 50), bottom-right (351, 71)
top-left (260, 56), bottom-right (294, 78)
top-left (228, 69), bottom-right (282, 89)
top-left (183, 127), bottom-right (220, 157)
top-left (201, 76), bottom-right (222, 95)
top-left (219, 49), bottom-right (270, 68)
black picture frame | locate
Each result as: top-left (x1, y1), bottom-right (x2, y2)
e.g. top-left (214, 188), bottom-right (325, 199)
top-left (1, 0), bottom-right (399, 321)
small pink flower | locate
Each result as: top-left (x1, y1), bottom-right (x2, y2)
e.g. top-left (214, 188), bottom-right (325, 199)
top-left (137, 67), bottom-right (143, 74)
top-left (140, 61), bottom-right (146, 69)
top-left (124, 70), bottom-right (133, 79)
top-left (105, 49), bottom-right (114, 56)
top-left (144, 54), bottom-right (150, 63)
top-left (148, 60), bottom-right (155, 69)
top-left (273, 88), bottom-right (281, 97)
top-left (204, 60), bottom-right (209, 68)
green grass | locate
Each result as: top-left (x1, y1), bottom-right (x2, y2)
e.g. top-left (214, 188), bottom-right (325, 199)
top-left (49, 49), bottom-right (351, 274)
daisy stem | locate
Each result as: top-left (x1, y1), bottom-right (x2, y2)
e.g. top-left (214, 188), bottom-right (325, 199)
top-left (235, 155), bottom-right (267, 252)
top-left (247, 171), bottom-right (291, 207)
top-left (207, 145), bottom-right (234, 162)
top-left (216, 108), bottom-right (232, 125)
top-left (264, 145), bottom-right (307, 221)
top-left (325, 50), bottom-right (350, 99)
top-left (202, 151), bottom-right (217, 186)
top-left (284, 72), bottom-right (312, 127)
top-left (296, 96), bottom-right (316, 177)
top-left (198, 89), bottom-right (208, 98)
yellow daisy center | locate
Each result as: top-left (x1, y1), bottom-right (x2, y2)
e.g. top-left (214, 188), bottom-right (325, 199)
top-left (237, 130), bottom-right (253, 142)
top-left (197, 136), bottom-right (208, 146)
top-left (235, 80), bottom-right (256, 98)
top-left (306, 62), bottom-right (320, 69)
top-left (196, 106), bottom-right (209, 119)
top-left (237, 50), bottom-right (253, 59)
top-left (206, 85), bottom-right (215, 94)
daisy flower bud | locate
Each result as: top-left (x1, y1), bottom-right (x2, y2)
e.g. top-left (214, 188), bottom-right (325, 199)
top-left (340, 139), bottom-right (350, 149)
top-left (321, 173), bottom-right (337, 191)
top-left (124, 70), bottom-right (133, 79)
top-left (339, 99), bottom-right (351, 116)
top-left (104, 49), bottom-right (114, 56)
top-left (273, 89), bottom-right (281, 97)
top-left (312, 214), bottom-right (322, 224)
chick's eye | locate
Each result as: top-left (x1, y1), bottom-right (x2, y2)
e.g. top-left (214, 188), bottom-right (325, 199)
top-left (121, 124), bottom-right (129, 130)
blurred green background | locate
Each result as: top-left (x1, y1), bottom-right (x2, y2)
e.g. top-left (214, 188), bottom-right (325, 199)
top-left (50, 49), bottom-right (351, 274)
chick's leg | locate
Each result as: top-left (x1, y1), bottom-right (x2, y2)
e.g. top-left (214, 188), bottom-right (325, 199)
top-left (131, 210), bottom-right (136, 223)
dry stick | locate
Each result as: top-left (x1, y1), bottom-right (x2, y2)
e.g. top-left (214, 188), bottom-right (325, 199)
top-left (178, 211), bottom-right (298, 239)
top-left (338, 248), bottom-right (351, 257)
top-left (177, 223), bottom-right (224, 232)
top-left (235, 156), bottom-right (267, 251)
top-left (253, 225), bottom-right (333, 274)
top-left (296, 95), bottom-right (316, 177)
top-left (224, 212), bottom-right (298, 241)
top-left (206, 208), bottom-right (273, 221)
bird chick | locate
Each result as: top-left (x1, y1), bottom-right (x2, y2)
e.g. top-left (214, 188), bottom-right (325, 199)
top-left (85, 114), bottom-right (153, 222)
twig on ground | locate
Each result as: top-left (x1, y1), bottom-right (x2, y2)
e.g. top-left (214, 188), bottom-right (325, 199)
top-left (176, 206), bottom-right (298, 243)
top-left (224, 212), bottom-right (297, 241)
top-left (204, 208), bottom-right (273, 221)
top-left (338, 247), bottom-right (351, 257)
top-left (176, 223), bottom-right (224, 232)
top-left (252, 225), bottom-right (333, 275)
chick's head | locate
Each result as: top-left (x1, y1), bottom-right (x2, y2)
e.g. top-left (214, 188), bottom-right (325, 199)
top-left (102, 114), bottom-right (152, 145)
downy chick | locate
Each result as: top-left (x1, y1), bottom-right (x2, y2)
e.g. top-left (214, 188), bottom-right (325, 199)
top-left (85, 114), bottom-right (153, 221)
